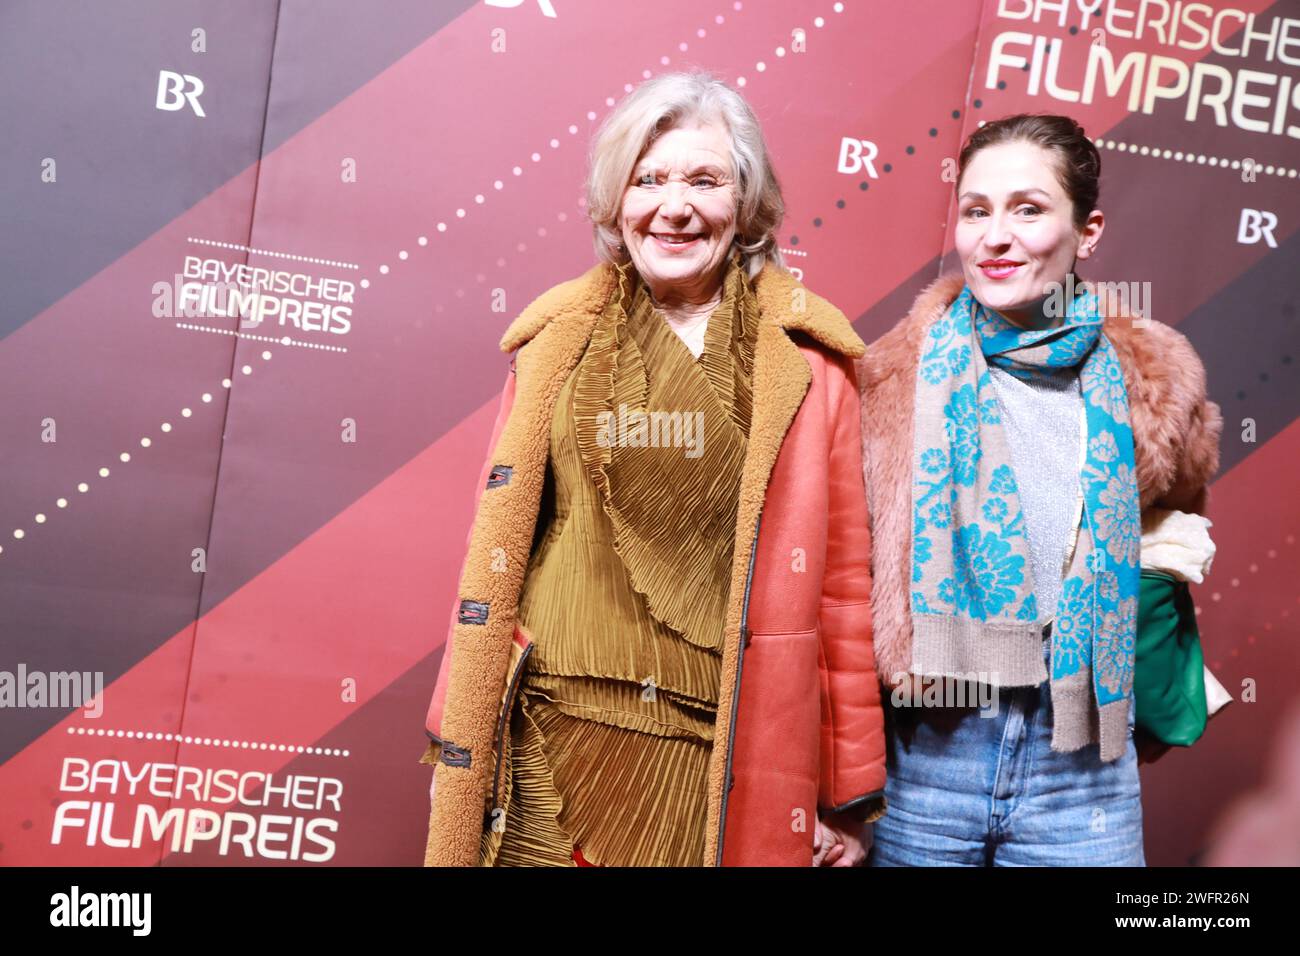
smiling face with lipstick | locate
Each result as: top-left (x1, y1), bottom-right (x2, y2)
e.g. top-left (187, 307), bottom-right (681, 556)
top-left (954, 138), bottom-right (1105, 330)
top-left (619, 120), bottom-right (739, 312)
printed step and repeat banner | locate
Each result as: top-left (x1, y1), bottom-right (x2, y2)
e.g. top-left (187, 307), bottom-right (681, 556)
top-left (0, 0), bottom-right (1296, 866)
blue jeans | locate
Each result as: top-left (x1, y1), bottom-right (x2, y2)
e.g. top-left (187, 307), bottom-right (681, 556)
top-left (868, 639), bottom-right (1144, 866)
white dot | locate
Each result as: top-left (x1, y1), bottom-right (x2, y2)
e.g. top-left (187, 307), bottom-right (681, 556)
top-left (474, 194), bottom-right (484, 204)
top-left (437, 222), bottom-right (447, 231)
top-left (77, 483), bottom-right (88, 493)
top-left (161, 423), bottom-right (172, 432)
top-left (379, 264), bottom-right (390, 274)
top-left (605, 96), bottom-right (614, 106)
top-left (558, 212), bottom-right (567, 222)
top-left (57, 498), bottom-right (68, 508)
top-left (241, 365), bottom-right (252, 375)
top-left (119, 452), bottom-right (130, 463)
top-left (1139, 146), bottom-right (1149, 155)
top-left (1174, 151), bottom-right (1184, 160)
top-left (538, 227), bottom-right (547, 237)
top-left (221, 378), bottom-right (232, 388)
top-left (418, 235), bottom-right (428, 245)
top-left (13, 529), bottom-right (24, 539)
top-left (1266, 165), bottom-right (1276, 174)
top-left (814, 16), bottom-right (824, 26)
top-left (456, 209), bottom-right (466, 218)
top-left (517, 243), bottom-right (527, 252)
top-left (834, 2), bottom-right (844, 11)
top-left (737, 76), bottom-right (747, 87)
top-left (531, 152), bottom-right (541, 162)
top-left (776, 47), bottom-right (785, 57)
top-left (399, 250), bottom-right (409, 259)
top-left (280, 336), bottom-right (292, 345)
top-left (182, 408), bottom-right (192, 417)
top-left (623, 83), bottom-right (633, 92)
top-left (493, 180), bottom-right (503, 190)
top-left (756, 62), bottom-right (766, 71)
top-left (680, 41), bottom-right (689, 51)
top-left (715, 14), bottom-right (724, 24)
top-left (1162, 149), bottom-right (1172, 158)
top-left (659, 57), bottom-right (669, 66)
top-left (1208, 157), bottom-right (1218, 166)
top-left (201, 393), bottom-right (212, 402)
top-left (697, 28), bottom-right (706, 38)
top-left (35, 514), bottom-right (45, 524)
top-left (140, 437), bottom-right (151, 448)
top-left (642, 69), bottom-right (651, 79)
top-left (261, 350), bottom-right (271, 360)
top-left (360, 278), bottom-right (370, 288)
top-left (99, 467), bottom-right (110, 477)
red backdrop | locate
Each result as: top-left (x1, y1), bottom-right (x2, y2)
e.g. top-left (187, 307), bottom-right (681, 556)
top-left (0, 0), bottom-right (1295, 866)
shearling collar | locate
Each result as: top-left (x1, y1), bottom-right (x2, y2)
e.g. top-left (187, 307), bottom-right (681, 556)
top-left (500, 259), bottom-right (865, 359)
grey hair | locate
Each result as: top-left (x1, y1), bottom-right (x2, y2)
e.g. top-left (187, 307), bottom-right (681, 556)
top-left (584, 70), bottom-right (787, 280)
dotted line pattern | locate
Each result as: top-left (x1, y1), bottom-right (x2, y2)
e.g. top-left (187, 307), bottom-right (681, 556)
top-left (1093, 139), bottom-right (1299, 178)
top-left (1196, 532), bottom-right (1296, 670)
top-left (174, 322), bottom-right (349, 353)
top-left (186, 236), bottom-right (359, 270)
top-left (66, 725), bottom-right (350, 757)
top-left (2, 362), bottom-right (275, 558)
top-left (367, 0), bottom-right (792, 302)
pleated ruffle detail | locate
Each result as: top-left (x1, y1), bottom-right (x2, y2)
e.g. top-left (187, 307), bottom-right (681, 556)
top-left (485, 252), bottom-right (760, 868)
top-left (569, 250), bottom-right (756, 651)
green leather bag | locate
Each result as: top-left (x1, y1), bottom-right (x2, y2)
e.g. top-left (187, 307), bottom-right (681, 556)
top-left (1134, 568), bottom-right (1208, 746)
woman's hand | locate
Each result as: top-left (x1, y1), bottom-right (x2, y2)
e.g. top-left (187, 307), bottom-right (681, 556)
top-left (813, 812), bottom-right (868, 867)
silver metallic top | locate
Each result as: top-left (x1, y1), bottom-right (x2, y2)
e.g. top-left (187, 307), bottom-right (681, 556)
top-left (987, 363), bottom-right (1084, 627)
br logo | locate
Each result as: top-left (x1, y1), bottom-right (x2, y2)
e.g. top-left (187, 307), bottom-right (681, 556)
top-left (1237, 208), bottom-right (1278, 248)
top-left (155, 70), bottom-right (205, 117)
top-left (837, 137), bottom-right (879, 178)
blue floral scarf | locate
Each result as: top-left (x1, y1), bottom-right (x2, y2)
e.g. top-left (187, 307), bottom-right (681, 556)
top-left (909, 285), bottom-right (1140, 762)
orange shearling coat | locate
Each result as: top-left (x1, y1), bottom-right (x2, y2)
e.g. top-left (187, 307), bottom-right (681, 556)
top-left (421, 259), bottom-right (887, 866)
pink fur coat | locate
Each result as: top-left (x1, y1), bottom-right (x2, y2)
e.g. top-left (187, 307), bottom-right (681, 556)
top-left (856, 273), bottom-right (1224, 687)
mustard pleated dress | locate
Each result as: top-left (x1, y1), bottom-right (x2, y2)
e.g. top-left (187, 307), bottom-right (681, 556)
top-left (480, 250), bottom-right (759, 867)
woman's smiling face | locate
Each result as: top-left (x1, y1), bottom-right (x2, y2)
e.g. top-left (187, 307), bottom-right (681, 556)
top-left (620, 121), bottom-right (738, 305)
top-left (955, 140), bottom-right (1099, 327)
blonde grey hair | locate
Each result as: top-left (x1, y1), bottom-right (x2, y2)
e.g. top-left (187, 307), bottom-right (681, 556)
top-left (584, 70), bottom-right (787, 280)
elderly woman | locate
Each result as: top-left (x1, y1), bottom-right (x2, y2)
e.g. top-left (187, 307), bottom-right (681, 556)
top-left (420, 71), bottom-right (887, 867)
top-left (858, 114), bottom-right (1222, 865)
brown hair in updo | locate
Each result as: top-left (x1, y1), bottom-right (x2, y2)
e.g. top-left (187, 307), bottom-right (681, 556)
top-left (956, 113), bottom-right (1101, 231)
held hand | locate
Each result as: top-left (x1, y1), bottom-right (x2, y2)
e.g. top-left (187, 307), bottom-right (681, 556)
top-left (814, 811), bottom-right (868, 867)
top-left (811, 817), bottom-right (841, 866)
